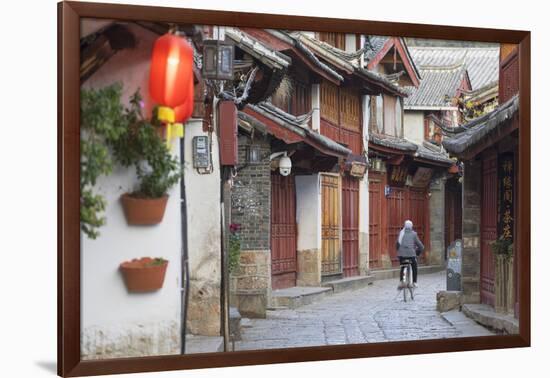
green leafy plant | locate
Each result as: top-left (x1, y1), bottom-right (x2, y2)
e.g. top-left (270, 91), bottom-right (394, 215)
top-left (228, 223), bottom-right (242, 273)
top-left (80, 83), bottom-right (183, 238)
top-left (490, 236), bottom-right (514, 259)
top-left (112, 91), bottom-right (182, 198)
top-left (80, 83), bottom-right (128, 239)
top-left (148, 257), bottom-right (168, 267)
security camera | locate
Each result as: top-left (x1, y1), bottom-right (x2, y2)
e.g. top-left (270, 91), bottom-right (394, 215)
top-left (269, 151), bottom-right (292, 176)
top-left (279, 155), bottom-right (292, 176)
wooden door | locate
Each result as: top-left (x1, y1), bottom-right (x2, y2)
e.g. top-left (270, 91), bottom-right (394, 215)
top-left (409, 188), bottom-right (430, 264)
top-left (445, 178), bottom-right (463, 250)
top-left (369, 173), bottom-right (384, 269)
top-left (387, 187), bottom-right (408, 267)
top-left (271, 173), bottom-right (297, 290)
top-left (321, 174), bottom-right (342, 276)
top-left (342, 176), bottom-right (359, 277)
top-left (481, 151), bottom-right (498, 306)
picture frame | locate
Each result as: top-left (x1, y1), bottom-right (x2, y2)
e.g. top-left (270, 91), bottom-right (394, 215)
top-left (58, 1), bottom-right (531, 376)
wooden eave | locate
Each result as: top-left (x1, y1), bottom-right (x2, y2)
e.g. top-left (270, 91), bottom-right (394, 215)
top-left (367, 37), bottom-right (421, 88)
top-left (243, 107), bottom-right (349, 158)
top-left (457, 115), bottom-right (519, 160)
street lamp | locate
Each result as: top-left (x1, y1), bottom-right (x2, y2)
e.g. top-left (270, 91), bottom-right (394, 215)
top-left (202, 39), bottom-right (234, 80)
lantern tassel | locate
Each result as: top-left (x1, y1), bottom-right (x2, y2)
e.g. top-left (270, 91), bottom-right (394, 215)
top-left (157, 106), bottom-right (185, 148)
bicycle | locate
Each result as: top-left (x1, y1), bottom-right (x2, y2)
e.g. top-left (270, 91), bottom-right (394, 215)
top-left (399, 258), bottom-right (415, 302)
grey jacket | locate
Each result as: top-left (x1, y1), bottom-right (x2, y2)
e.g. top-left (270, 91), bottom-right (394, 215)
top-left (396, 230), bottom-right (424, 257)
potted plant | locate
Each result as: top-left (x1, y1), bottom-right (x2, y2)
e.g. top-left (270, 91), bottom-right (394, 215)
top-left (119, 257), bottom-right (169, 292)
top-left (113, 91), bottom-right (183, 225)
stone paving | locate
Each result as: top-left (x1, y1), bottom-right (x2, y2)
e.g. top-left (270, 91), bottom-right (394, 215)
top-left (233, 271), bottom-right (493, 351)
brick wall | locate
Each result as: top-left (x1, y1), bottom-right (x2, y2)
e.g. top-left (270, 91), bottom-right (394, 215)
top-left (429, 178), bottom-right (445, 266)
top-left (462, 160), bottom-right (481, 303)
top-left (231, 135), bottom-right (272, 250)
top-left (230, 134), bottom-right (272, 317)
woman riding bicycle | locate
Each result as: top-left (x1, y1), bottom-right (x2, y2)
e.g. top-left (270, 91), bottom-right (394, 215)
top-left (396, 220), bottom-right (424, 289)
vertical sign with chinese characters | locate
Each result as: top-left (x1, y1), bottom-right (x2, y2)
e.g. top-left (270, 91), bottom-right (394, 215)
top-left (497, 153), bottom-right (514, 241)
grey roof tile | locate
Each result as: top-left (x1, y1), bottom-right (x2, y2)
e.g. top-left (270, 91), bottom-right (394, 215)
top-left (408, 46), bottom-right (499, 90)
top-left (404, 63), bottom-right (467, 108)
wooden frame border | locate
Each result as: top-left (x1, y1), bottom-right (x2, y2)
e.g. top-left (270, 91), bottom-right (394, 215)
top-left (58, 1), bottom-right (531, 376)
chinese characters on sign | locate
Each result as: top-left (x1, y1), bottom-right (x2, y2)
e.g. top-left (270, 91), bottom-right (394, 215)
top-left (498, 153), bottom-right (514, 241)
top-left (388, 165), bottom-right (408, 187)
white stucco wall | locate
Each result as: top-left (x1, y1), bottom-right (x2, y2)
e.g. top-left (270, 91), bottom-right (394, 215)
top-left (295, 174), bottom-right (321, 251)
top-left (183, 119), bottom-right (222, 280)
top-left (80, 21), bottom-right (221, 357)
top-left (345, 33), bottom-right (356, 53)
top-left (360, 95), bottom-right (370, 272)
top-left (404, 110), bottom-right (425, 145)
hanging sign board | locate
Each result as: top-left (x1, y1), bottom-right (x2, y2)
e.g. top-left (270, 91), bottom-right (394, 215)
top-left (412, 167), bottom-right (433, 187)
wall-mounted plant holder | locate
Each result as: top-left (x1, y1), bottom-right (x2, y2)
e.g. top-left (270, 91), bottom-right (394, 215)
top-left (119, 257), bottom-right (169, 292)
top-left (121, 193), bottom-right (169, 225)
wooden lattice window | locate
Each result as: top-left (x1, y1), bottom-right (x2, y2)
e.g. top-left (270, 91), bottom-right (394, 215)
top-left (317, 32), bottom-right (346, 50)
top-left (340, 87), bottom-right (361, 131)
top-left (320, 80), bottom-right (339, 125)
top-left (291, 80), bottom-right (311, 116)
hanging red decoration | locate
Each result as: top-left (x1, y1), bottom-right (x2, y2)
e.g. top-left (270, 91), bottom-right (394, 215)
top-left (149, 33), bottom-right (194, 108)
top-left (174, 83), bottom-right (194, 122)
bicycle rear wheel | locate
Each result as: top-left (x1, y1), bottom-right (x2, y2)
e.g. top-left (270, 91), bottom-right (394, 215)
top-left (402, 266), bottom-right (408, 302)
top-left (408, 266), bottom-right (414, 300)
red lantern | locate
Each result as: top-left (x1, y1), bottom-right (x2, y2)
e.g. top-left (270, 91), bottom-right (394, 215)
top-left (149, 33), bottom-right (194, 108)
top-left (174, 82), bottom-right (194, 122)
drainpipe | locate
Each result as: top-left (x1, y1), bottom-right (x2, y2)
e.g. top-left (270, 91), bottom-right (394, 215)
top-left (180, 135), bottom-right (190, 354)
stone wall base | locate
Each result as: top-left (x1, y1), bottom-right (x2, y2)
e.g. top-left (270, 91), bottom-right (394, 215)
top-left (436, 290), bottom-right (463, 312)
top-left (359, 231), bottom-right (369, 275)
top-left (230, 250), bottom-right (270, 318)
top-left (297, 248), bottom-right (321, 286)
top-left (187, 279), bottom-right (221, 336)
top-left (81, 320), bottom-right (180, 360)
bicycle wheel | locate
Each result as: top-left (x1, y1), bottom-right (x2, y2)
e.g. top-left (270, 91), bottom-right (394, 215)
top-left (402, 266), bottom-right (408, 302)
top-left (408, 266), bottom-right (414, 300)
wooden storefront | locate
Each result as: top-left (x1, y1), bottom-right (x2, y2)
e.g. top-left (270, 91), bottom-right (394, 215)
top-left (321, 173), bottom-right (342, 277)
top-left (270, 173), bottom-right (298, 290)
top-left (342, 175), bottom-right (360, 277)
top-left (368, 166), bottom-right (431, 269)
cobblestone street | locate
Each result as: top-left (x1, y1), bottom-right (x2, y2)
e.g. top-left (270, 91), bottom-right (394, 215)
top-left (234, 271), bottom-right (493, 351)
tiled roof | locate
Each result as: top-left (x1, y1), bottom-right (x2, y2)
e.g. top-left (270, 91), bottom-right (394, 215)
top-left (404, 63), bottom-right (467, 108)
top-left (408, 46), bottom-right (499, 90)
top-left (293, 33), bottom-right (408, 96)
top-left (442, 95), bottom-right (519, 156)
top-left (241, 102), bottom-right (352, 157)
top-left (225, 27), bottom-right (291, 70)
top-left (370, 134), bottom-right (453, 165)
top-left (369, 134), bottom-right (418, 152)
top-left (364, 36), bottom-right (389, 62)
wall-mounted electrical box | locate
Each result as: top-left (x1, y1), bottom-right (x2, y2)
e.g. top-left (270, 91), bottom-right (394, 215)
top-left (192, 136), bottom-right (211, 169)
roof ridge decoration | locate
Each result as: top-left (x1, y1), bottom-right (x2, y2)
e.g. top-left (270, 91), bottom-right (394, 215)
top-left (364, 36), bottom-right (422, 87)
top-left (225, 27), bottom-right (291, 70)
top-left (241, 103), bottom-right (352, 157)
top-left (442, 94), bottom-right (519, 156)
top-left (294, 33), bottom-right (409, 97)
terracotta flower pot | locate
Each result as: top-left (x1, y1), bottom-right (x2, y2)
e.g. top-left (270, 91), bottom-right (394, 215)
top-left (120, 257), bottom-right (168, 293)
top-left (121, 193), bottom-right (168, 225)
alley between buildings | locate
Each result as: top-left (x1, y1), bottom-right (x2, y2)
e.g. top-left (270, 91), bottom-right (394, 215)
top-left (233, 271), bottom-right (493, 351)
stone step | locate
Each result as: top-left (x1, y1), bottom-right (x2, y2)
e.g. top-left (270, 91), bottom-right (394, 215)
top-left (370, 264), bottom-right (444, 281)
top-left (185, 335), bottom-right (224, 354)
top-left (322, 275), bottom-right (374, 293)
top-left (229, 307), bottom-right (242, 341)
top-left (269, 286), bottom-right (332, 309)
top-left (461, 303), bottom-right (519, 334)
